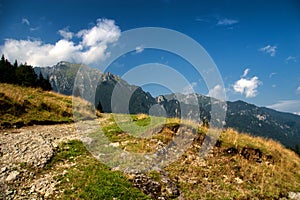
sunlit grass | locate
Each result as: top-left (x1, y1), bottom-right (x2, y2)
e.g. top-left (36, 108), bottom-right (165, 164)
top-left (47, 140), bottom-right (150, 199)
top-left (0, 83), bottom-right (99, 127)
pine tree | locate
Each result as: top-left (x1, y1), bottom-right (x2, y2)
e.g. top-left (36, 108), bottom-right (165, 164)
top-left (97, 101), bottom-right (103, 113)
top-left (37, 72), bottom-right (52, 91)
top-left (15, 64), bottom-right (37, 87)
top-left (43, 76), bottom-right (52, 91)
top-left (73, 87), bottom-right (81, 97)
top-left (0, 55), bottom-right (16, 84)
top-left (0, 55), bottom-right (52, 91)
top-left (1, 54), bottom-right (5, 63)
top-left (13, 60), bottom-right (18, 68)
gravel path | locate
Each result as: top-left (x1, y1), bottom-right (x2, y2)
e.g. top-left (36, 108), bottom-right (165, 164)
top-left (0, 119), bottom-right (100, 199)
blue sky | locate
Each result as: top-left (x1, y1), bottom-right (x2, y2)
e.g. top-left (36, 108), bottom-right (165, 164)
top-left (0, 0), bottom-right (299, 114)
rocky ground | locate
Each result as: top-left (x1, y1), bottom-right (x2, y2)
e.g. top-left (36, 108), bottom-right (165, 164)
top-left (0, 119), bottom-right (181, 200)
top-left (0, 121), bottom-right (81, 199)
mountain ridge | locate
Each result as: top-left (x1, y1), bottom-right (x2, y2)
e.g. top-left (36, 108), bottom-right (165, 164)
top-left (35, 61), bottom-right (300, 153)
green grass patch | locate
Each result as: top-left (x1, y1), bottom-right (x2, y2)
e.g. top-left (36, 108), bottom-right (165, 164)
top-left (47, 140), bottom-right (88, 168)
top-left (51, 140), bottom-right (150, 199)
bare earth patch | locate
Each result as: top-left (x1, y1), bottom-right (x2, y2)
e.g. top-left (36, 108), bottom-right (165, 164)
top-left (0, 121), bottom-right (87, 199)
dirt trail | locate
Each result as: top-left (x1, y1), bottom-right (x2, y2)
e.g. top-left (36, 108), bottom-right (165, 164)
top-left (0, 118), bottom-right (103, 199)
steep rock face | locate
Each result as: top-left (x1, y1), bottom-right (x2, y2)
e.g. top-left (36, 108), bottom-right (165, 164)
top-left (95, 72), bottom-right (156, 114)
top-left (35, 61), bottom-right (81, 95)
top-left (35, 62), bottom-right (157, 115)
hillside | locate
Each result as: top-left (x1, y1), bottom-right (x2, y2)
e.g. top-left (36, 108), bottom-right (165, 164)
top-left (0, 83), bottom-right (98, 128)
top-left (35, 61), bottom-right (300, 152)
top-left (0, 84), bottom-right (300, 199)
top-left (161, 94), bottom-right (300, 152)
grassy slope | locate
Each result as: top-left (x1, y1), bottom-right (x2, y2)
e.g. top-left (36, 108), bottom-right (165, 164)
top-left (47, 140), bottom-right (150, 199)
top-left (100, 114), bottom-right (300, 199)
top-left (0, 83), bottom-right (97, 127)
top-left (167, 128), bottom-right (300, 199)
top-left (1, 84), bottom-right (299, 199)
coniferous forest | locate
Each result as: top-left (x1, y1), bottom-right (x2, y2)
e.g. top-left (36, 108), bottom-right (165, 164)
top-left (0, 55), bottom-right (52, 91)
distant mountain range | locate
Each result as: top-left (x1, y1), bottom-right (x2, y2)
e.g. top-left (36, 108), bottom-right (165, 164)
top-left (34, 62), bottom-right (300, 152)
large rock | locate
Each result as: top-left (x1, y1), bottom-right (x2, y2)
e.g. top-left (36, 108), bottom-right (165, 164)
top-left (5, 171), bottom-right (20, 182)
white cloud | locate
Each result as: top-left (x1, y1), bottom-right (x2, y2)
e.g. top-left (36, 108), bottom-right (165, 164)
top-left (285, 56), bottom-right (296, 63)
top-left (233, 74), bottom-right (262, 98)
top-left (296, 86), bottom-right (300, 94)
top-left (135, 46), bottom-right (144, 54)
top-left (77, 18), bottom-right (120, 47)
top-left (217, 18), bottom-right (238, 26)
top-left (241, 68), bottom-right (250, 77)
top-left (0, 18), bottom-right (121, 67)
top-left (267, 100), bottom-right (300, 115)
top-left (1, 39), bottom-right (82, 66)
top-left (208, 84), bottom-right (226, 100)
top-left (259, 45), bottom-right (277, 57)
top-left (58, 27), bottom-right (74, 40)
top-left (183, 82), bottom-right (197, 94)
top-left (233, 68), bottom-right (262, 98)
top-left (22, 18), bottom-right (30, 26)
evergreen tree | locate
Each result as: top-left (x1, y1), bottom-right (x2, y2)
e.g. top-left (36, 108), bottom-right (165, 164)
top-left (0, 54), bottom-right (52, 91)
top-left (73, 87), bottom-right (81, 97)
top-left (37, 72), bottom-right (52, 91)
top-left (0, 54), bottom-right (16, 84)
top-left (43, 76), bottom-right (53, 91)
top-left (0, 55), bottom-right (6, 82)
top-left (15, 64), bottom-right (37, 87)
top-left (97, 101), bottom-right (103, 113)
top-left (13, 60), bottom-right (18, 68)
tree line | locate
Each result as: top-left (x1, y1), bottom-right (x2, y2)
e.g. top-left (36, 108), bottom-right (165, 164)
top-left (0, 55), bottom-right (52, 91)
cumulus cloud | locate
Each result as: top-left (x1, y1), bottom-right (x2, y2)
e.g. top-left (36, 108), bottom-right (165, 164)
top-left (0, 18), bottom-right (121, 67)
top-left (285, 56), bottom-right (296, 63)
top-left (1, 39), bottom-right (82, 66)
top-left (58, 27), bottom-right (74, 40)
top-left (217, 18), bottom-right (238, 26)
top-left (22, 18), bottom-right (30, 26)
top-left (233, 77), bottom-right (261, 98)
top-left (77, 19), bottom-right (120, 47)
top-left (233, 69), bottom-right (262, 98)
top-left (267, 100), bottom-right (300, 115)
top-left (259, 45), bottom-right (277, 57)
top-left (183, 82), bottom-right (197, 94)
top-left (208, 84), bottom-right (226, 100)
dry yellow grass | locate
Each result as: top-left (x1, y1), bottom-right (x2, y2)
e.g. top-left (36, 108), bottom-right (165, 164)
top-left (100, 114), bottom-right (300, 198)
top-left (0, 83), bottom-right (99, 127)
top-left (135, 113), bottom-right (149, 120)
top-left (166, 128), bottom-right (300, 199)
